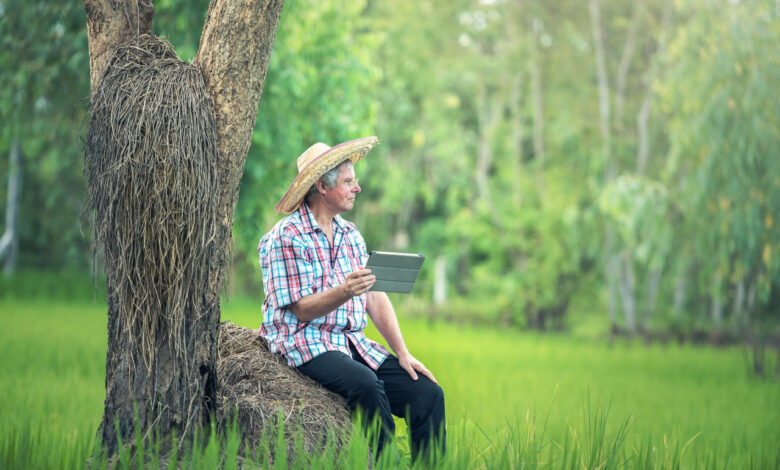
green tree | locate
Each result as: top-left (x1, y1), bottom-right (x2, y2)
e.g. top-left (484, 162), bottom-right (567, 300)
top-left (660, 0), bottom-right (780, 343)
top-left (0, 1), bottom-right (90, 271)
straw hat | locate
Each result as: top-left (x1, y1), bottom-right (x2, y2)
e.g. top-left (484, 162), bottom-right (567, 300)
top-left (275, 136), bottom-right (380, 214)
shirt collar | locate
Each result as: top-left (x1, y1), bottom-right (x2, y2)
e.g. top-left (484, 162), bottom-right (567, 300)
top-left (298, 202), bottom-right (351, 234)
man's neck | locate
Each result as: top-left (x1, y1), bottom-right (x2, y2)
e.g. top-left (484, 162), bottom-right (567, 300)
top-left (306, 197), bottom-right (337, 233)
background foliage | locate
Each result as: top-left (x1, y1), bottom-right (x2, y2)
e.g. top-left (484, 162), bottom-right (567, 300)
top-left (1, 0), bottom-right (779, 342)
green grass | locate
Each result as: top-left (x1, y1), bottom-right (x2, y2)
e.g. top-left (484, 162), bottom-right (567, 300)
top-left (1, 297), bottom-right (778, 468)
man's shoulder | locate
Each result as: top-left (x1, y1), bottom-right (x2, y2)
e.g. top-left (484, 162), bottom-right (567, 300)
top-left (259, 212), bottom-right (308, 254)
top-left (265, 211), bottom-right (307, 240)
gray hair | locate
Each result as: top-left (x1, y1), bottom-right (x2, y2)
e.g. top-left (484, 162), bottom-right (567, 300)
top-left (304, 159), bottom-right (352, 204)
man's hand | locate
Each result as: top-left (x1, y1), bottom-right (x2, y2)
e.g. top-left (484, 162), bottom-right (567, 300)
top-left (398, 353), bottom-right (438, 384)
top-left (341, 268), bottom-right (376, 297)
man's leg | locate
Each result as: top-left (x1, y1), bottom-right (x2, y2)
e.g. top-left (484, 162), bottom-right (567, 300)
top-left (296, 351), bottom-right (395, 451)
top-left (359, 354), bottom-right (446, 460)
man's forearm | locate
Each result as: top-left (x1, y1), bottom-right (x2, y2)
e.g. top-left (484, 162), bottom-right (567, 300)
top-left (290, 285), bottom-right (351, 322)
top-left (367, 291), bottom-right (410, 358)
top-left (290, 268), bottom-right (376, 322)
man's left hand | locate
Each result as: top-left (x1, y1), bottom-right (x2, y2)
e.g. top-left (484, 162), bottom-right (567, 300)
top-left (398, 353), bottom-right (438, 384)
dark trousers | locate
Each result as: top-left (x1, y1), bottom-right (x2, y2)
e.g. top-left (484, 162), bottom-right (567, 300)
top-left (296, 344), bottom-right (446, 459)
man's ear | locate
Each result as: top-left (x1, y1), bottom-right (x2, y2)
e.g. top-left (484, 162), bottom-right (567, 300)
top-left (316, 179), bottom-right (327, 195)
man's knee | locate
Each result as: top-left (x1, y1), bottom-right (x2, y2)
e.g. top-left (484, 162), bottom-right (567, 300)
top-left (409, 380), bottom-right (445, 425)
top-left (420, 381), bottom-right (445, 410)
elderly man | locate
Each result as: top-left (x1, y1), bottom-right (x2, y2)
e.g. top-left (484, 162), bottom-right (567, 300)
top-left (257, 137), bottom-right (445, 459)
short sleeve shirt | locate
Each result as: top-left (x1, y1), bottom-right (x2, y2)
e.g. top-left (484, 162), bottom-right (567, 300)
top-left (257, 202), bottom-right (390, 369)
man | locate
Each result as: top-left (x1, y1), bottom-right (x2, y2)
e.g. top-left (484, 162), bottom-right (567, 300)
top-left (257, 137), bottom-right (445, 459)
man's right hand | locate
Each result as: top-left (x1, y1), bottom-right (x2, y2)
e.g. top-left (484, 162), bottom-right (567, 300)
top-left (341, 269), bottom-right (376, 297)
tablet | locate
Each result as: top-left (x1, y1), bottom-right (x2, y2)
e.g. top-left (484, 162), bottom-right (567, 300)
top-left (365, 251), bottom-right (425, 293)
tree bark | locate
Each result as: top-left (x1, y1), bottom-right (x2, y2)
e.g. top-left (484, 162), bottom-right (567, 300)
top-left (84, 0), bottom-right (284, 457)
top-left (195, 0), bottom-right (285, 236)
top-left (0, 138), bottom-right (21, 276)
top-left (83, 0), bottom-right (154, 90)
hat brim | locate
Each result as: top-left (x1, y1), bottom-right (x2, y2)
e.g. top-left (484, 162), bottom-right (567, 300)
top-left (275, 136), bottom-right (379, 214)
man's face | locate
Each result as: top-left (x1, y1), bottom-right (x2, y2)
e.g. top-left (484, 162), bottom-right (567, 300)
top-left (322, 163), bottom-right (361, 214)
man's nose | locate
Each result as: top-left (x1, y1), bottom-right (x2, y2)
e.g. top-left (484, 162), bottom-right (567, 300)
top-left (353, 182), bottom-right (361, 193)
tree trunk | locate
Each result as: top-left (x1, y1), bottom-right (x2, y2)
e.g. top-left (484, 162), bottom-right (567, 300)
top-left (83, 0), bottom-right (155, 90)
top-left (605, 232), bottom-right (620, 332)
top-left (733, 277), bottom-right (745, 329)
top-left (672, 272), bottom-right (685, 317)
top-left (711, 271), bottom-right (724, 328)
top-left (589, 0), bottom-right (612, 177)
top-left (635, 93), bottom-right (652, 174)
top-left (642, 268), bottom-right (661, 330)
top-left (636, 0), bottom-right (671, 174)
top-left (528, 17), bottom-right (545, 169)
top-left (84, 0), bottom-right (284, 457)
top-left (0, 138), bottom-right (21, 276)
top-left (635, 3), bottom-right (671, 326)
top-left (618, 250), bottom-right (637, 334)
top-left (475, 83), bottom-right (500, 211)
top-left (589, 0), bottom-right (621, 333)
top-left (614, 0), bottom-right (640, 129)
top-left (509, 73), bottom-right (524, 205)
top-left (433, 255), bottom-right (447, 307)
top-left (506, 1), bottom-right (524, 206)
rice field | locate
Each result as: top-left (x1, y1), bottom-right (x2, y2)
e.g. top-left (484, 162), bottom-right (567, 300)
top-left (1, 297), bottom-right (778, 468)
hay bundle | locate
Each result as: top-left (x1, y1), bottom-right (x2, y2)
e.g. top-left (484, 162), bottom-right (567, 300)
top-left (217, 322), bottom-right (351, 456)
top-left (84, 35), bottom-right (219, 370)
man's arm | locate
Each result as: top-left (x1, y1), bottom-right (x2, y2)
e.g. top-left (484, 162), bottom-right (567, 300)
top-left (290, 269), bottom-right (376, 321)
top-left (366, 291), bottom-right (438, 383)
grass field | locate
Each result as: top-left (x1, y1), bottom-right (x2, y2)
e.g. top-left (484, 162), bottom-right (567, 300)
top-left (1, 297), bottom-right (778, 468)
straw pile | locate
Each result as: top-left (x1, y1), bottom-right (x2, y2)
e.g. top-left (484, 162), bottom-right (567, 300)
top-left (217, 321), bottom-right (351, 456)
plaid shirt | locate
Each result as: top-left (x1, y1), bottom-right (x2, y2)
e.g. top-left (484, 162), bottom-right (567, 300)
top-left (258, 202), bottom-right (390, 369)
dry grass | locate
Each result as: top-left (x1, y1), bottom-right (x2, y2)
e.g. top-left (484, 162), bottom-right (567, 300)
top-left (217, 321), bottom-right (351, 457)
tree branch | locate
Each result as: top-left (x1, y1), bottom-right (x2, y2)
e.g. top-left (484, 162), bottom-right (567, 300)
top-left (195, 0), bottom-right (285, 223)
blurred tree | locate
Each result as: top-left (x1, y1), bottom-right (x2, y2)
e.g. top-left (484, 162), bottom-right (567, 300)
top-left (1, 0), bottom-right (777, 345)
top-left (0, 0), bottom-right (90, 272)
top-left (660, 0), bottom-right (780, 368)
top-left (358, 0), bottom-right (595, 328)
top-left (589, 0), bottom-right (674, 334)
top-left (0, 139), bottom-right (20, 275)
